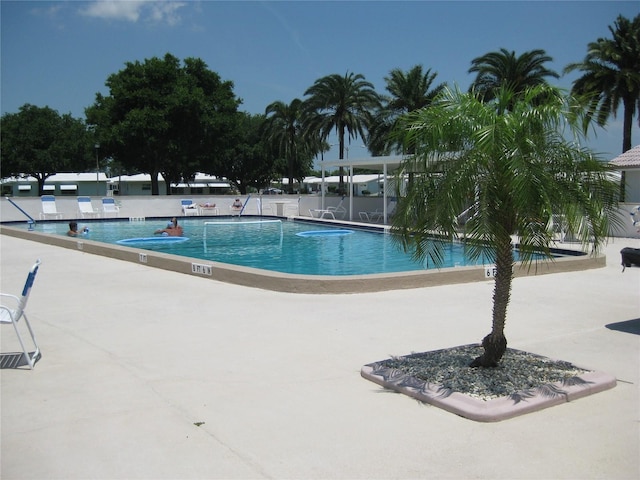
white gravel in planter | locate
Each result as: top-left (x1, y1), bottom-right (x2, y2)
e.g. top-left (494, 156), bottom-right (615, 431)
top-left (381, 344), bottom-right (590, 401)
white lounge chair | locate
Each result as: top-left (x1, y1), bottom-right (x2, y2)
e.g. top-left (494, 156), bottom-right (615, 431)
top-left (39, 195), bottom-right (63, 220)
top-left (181, 199), bottom-right (199, 216)
top-left (101, 197), bottom-right (120, 217)
top-left (327, 196), bottom-right (346, 219)
top-left (1, 260), bottom-right (42, 369)
top-left (77, 196), bottom-right (100, 218)
top-left (198, 202), bottom-right (219, 216)
top-left (359, 199), bottom-right (397, 223)
top-left (309, 208), bottom-right (335, 219)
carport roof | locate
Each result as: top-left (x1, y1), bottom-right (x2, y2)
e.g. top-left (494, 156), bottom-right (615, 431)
top-left (321, 154), bottom-right (404, 172)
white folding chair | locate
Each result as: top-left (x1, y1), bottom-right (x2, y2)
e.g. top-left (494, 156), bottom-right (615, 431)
top-left (1, 260), bottom-right (42, 369)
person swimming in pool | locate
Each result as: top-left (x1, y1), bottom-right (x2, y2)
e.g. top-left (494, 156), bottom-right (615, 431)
top-left (154, 217), bottom-right (183, 237)
top-left (67, 221), bottom-right (89, 237)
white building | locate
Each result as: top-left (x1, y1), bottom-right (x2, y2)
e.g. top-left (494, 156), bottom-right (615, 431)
top-left (110, 173), bottom-right (232, 196)
top-left (1, 172), bottom-right (232, 197)
top-left (1, 173), bottom-right (109, 197)
top-left (609, 145), bottom-right (640, 203)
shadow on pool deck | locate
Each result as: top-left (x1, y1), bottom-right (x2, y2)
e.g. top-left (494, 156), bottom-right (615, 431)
top-left (606, 318), bottom-right (640, 335)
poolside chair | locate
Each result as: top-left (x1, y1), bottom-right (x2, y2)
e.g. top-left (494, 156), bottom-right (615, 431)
top-left (101, 197), bottom-right (120, 217)
top-left (77, 196), bottom-right (100, 218)
top-left (39, 195), bottom-right (63, 220)
top-left (181, 199), bottom-right (199, 216)
top-left (1, 260), bottom-right (42, 369)
top-left (359, 199), bottom-right (397, 223)
top-left (327, 196), bottom-right (346, 219)
top-left (198, 202), bottom-right (219, 216)
top-left (550, 214), bottom-right (567, 243)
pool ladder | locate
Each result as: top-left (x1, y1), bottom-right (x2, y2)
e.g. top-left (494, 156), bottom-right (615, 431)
top-left (5, 197), bottom-right (36, 230)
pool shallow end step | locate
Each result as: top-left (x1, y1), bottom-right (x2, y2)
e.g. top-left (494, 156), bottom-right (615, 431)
top-left (0, 225), bottom-right (607, 294)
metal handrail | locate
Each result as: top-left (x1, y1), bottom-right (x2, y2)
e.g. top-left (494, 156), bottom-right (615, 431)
top-left (5, 197), bottom-right (36, 230)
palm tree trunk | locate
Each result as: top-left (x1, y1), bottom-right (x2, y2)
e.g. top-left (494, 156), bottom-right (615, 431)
top-left (470, 235), bottom-right (514, 367)
top-left (622, 97), bottom-right (633, 154)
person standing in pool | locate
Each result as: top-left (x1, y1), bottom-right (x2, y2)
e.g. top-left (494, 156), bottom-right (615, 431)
top-left (154, 217), bottom-right (183, 237)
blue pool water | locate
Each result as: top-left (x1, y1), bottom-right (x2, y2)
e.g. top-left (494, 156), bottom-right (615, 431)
top-left (36, 218), bottom-right (522, 276)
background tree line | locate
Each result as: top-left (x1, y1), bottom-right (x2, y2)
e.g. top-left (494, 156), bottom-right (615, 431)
top-left (1, 14), bottom-right (638, 196)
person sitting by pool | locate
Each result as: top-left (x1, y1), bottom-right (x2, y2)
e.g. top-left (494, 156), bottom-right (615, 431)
top-left (154, 217), bottom-right (183, 237)
top-left (67, 221), bottom-right (89, 237)
top-left (231, 198), bottom-right (243, 210)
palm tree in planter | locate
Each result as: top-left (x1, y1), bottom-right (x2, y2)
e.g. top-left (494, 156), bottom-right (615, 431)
top-left (392, 85), bottom-right (621, 368)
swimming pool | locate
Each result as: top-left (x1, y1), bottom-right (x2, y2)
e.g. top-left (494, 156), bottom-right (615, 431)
top-left (2, 217), bottom-right (598, 293)
top-left (34, 217), bottom-right (512, 276)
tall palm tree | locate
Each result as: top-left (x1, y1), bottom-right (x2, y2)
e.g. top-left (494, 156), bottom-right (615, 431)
top-left (564, 14), bottom-right (640, 154)
top-left (369, 65), bottom-right (446, 155)
top-left (393, 85), bottom-right (620, 368)
top-left (468, 48), bottom-right (559, 105)
top-left (304, 72), bottom-right (381, 193)
top-left (264, 99), bottom-right (308, 193)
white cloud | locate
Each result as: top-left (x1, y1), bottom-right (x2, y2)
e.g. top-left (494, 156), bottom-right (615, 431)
top-left (80, 1), bottom-right (144, 22)
top-left (148, 1), bottom-right (186, 26)
top-left (79, 1), bottom-right (187, 25)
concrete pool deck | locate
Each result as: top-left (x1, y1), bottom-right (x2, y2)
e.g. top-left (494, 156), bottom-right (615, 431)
top-left (1, 234), bottom-right (639, 479)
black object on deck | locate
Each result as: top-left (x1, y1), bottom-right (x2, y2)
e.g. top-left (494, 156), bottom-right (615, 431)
top-left (620, 247), bottom-right (640, 272)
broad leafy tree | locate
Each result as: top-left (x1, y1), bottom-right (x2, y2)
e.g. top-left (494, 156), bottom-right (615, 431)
top-left (304, 72), bottom-right (381, 193)
top-left (468, 48), bottom-right (560, 106)
top-left (1, 104), bottom-right (92, 195)
top-left (564, 14), bottom-right (640, 154)
top-left (220, 112), bottom-right (274, 194)
top-left (393, 85), bottom-right (620, 368)
top-left (369, 65), bottom-right (446, 155)
top-left (85, 53), bottom-right (241, 195)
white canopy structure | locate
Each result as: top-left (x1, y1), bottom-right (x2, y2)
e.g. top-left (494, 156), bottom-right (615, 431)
top-left (320, 155), bottom-right (405, 222)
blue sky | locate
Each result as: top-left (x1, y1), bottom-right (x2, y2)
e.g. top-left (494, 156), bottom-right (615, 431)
top-left (2, 0), bottom-right (639, 163)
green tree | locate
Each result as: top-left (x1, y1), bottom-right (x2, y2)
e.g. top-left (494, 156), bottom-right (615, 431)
top-left (468, 48), bottom-right (559, 105)
top-left (220, 112), bottom-right (274, 194)
top-left (85, 53), bottom-right (240, 195)
top-left (264, 99), bottom-right (313, 193)
top-left (304, 72), bottom-right (381, 193)
top-left (564, 14), bottom-right (640, 154)
top-left (369, 65), bottom-right (446, 155)
top-left (393, 85), bottom-right (620, 368)
top-left (1, 104), bottom-right (92, 195)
